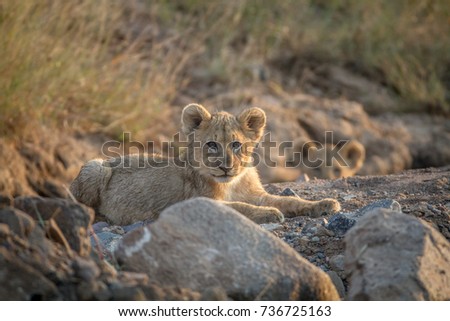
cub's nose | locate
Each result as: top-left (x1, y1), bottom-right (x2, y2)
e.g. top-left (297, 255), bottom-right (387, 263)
top-left (219, 166), bottom-right (231, 174)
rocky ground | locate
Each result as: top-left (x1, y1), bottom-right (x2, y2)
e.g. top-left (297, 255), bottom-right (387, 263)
top-left (92, 166), bottom-right (450, 299)
top-left (265, 166), bottom-right (450, 295)
top-left (2, 166), bottom-right (448, 300)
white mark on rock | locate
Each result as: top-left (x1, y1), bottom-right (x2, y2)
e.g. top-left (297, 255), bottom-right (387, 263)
top-left (124, 228), bottom-right (152, 257)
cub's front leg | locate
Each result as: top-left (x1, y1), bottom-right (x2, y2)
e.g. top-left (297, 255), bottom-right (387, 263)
top-left (221, 201), bottom-right (284, 224)
top-left (261, 194), bottom-right (341, 218)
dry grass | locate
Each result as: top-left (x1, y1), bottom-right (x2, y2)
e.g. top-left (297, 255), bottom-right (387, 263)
top-left (173, 0), bottom-right (449, 112)
top-left (1, 0), bottom-right (448, 139)
top-left (0, 0), bottom-right (200, 139)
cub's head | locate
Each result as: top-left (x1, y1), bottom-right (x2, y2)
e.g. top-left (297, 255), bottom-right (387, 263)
top-left (181, 104), bottom-right (265, 183)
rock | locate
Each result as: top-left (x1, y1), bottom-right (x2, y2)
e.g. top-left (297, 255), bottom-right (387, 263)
top-left (72, 257), bottom-right (101, 282)
top-left (311, 236), bottom-right (320, 242)
top-left (0, 200), bottom-right (202, 301)
top-left (92, 221), bottom-right (109, 234)
top-left (0, 244), bottom-right (59, 300)
top-left (0, 223), bottom-right (60, 300)
top-left (345, 209), bottom-right (450, 300)
top-left (260, 223), bottom-right (283, 232)
top-left (0, 207), bottom-right (36, 238)
top-left (116, 197), bottom-right (339, 300)
top-left (280, 188), bottom-right (299, 197)
top-left (91, 231), bottom-right (123, 258)
top-left (355, 199), bottom-right (401, 217)
top-left (329, 254), bottom-right (345, 273)
top-left (301, 221), bottom-right (318, 235)
top-left (14, 196), bottom-right (94, 256)
top-left (343, 194), bottom-right (357, 201)
top-left (326, 213), bottom-right (356, 236)
top-left (327, 271), bottom-right (345, 298)
top-left (45, 218), bottom-right (71, 252)
top-left (327, 199), bottom-right (401, 236)
top-left (302, 221), bottom-right (334, 237)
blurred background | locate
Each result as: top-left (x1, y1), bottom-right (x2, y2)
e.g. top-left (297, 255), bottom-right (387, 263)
top-left (0, 0), bottom-right (449, 197)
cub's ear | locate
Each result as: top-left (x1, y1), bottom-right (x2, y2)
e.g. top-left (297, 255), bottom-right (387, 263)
top-left (341, 140), bottom-right (365, 171)
top-left (181, 104), bottom-right (211, 135)
top-left (237, 107), bottom-right (266, 141)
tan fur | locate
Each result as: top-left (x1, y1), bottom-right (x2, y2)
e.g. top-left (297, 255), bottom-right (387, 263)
top-left (70, 104), bottom-right (340, 225)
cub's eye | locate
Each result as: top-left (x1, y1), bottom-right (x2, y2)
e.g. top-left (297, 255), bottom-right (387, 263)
top-left (206, 141), bottom-right (218, 153)
top-left (231, 141), bottom-right (242, 152)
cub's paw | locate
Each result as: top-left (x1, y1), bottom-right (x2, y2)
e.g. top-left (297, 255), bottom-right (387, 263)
top-left (255, 207), bottom-right (285, 224)
top-left (310, 199), bottom-right (341, 218)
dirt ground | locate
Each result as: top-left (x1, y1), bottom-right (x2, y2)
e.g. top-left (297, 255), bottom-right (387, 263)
top-left (264, 166), bottom-right (450, 290)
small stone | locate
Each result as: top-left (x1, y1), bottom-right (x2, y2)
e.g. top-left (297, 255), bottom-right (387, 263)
top-left (92, 222), bottom-right (109, 234)
top-left (427, 204), bottom-right (441, 215)
top-left (355, 199), bottom-right (401, 217)
top-left (308, 227), bottom-right (318, 234)
top-left (260, 223), bottom-right (283, 232)
top-left (91, 231), bottom-right (123, 256)
top-left (280, 188), bottom-right (299, 197)
top-left (329, 254), bottom-right (345, 272)
top-left (326, 213), bottom-right (356, 236)
top-left (311, 236), bottom-right (320, 242)
top-left (302, 221), bottom-right (319, 235)
top-left (343, 194), bottom-right (357, 201)
top-left (109, 226), bottom-right (125, 235)
top-left (327, 199), bottom-right (402, 236)
top-left (284, 232), bottom-right (300, 240)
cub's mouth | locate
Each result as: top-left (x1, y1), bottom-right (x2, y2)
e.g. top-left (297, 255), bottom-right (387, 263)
top-left (211, 174), bottom-right (236, 183)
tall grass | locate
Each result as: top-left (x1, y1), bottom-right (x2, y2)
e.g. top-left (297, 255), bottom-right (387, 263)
top-left (0, 0), bottom-right (198, 139)
top-left (0, 0), bottom-right (448, 140)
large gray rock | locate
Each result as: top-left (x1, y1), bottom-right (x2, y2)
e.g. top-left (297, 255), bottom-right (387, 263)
top-left (345, 208), bottom-right (450, 300)
top-left (115, 197), bottom-right (339, 300)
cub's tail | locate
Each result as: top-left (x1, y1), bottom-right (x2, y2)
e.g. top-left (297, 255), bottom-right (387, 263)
top-left (69, 159), bottom-right (112, 210)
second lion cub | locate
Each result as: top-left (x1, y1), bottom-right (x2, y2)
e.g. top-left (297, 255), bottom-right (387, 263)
top-left (70, 104), bottom-right (340, 225)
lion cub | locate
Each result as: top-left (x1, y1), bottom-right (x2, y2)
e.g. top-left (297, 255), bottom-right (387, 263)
top-left (70, 104), bottom-right (340, 225)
